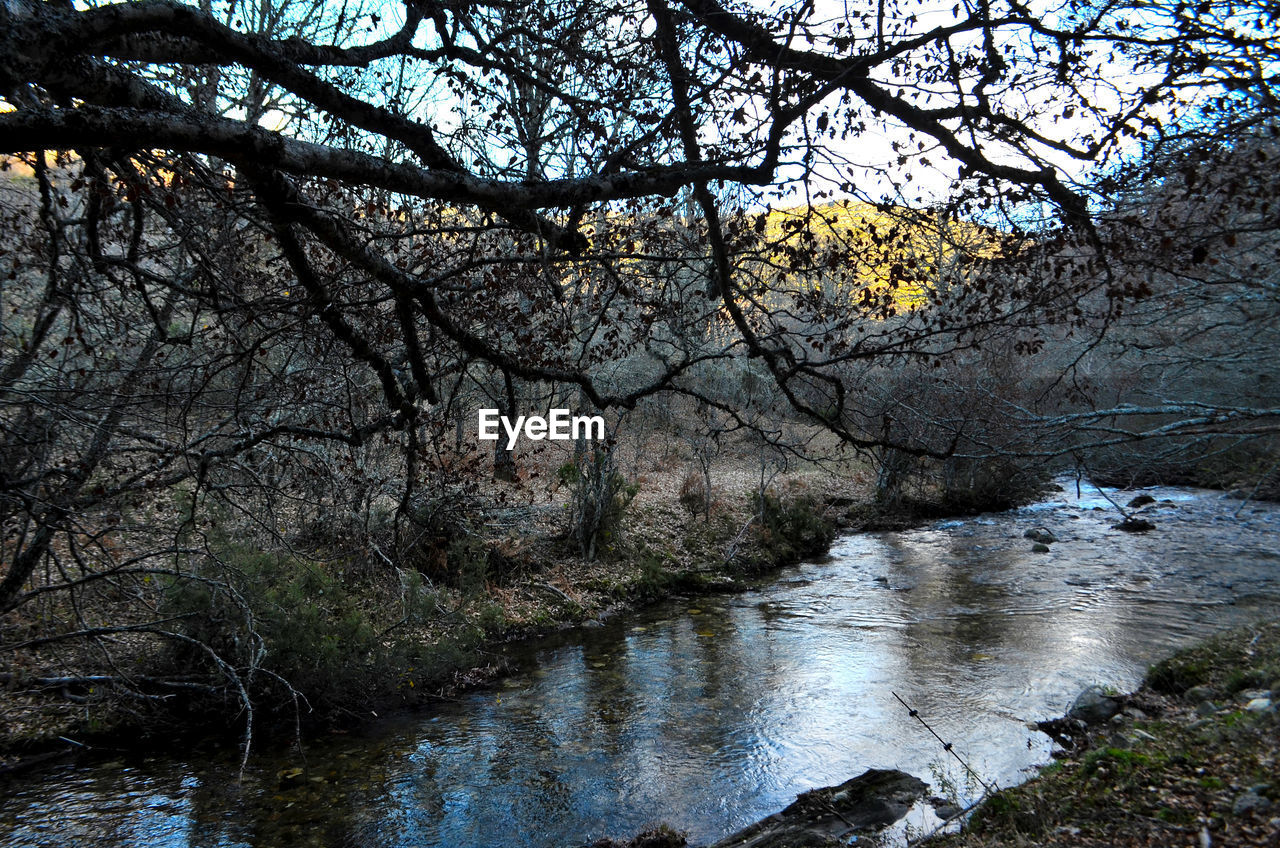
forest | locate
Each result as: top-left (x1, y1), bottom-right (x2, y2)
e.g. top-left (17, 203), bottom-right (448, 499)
top-left (0, 0), bottom-right (1278, 845)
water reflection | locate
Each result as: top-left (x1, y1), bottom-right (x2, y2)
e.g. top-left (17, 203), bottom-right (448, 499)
top-left (3, 482), bottom-right (1279, 847)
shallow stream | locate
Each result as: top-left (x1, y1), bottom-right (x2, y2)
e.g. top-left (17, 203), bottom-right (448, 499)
top-left (3, 480), bottom-right (1279, 847)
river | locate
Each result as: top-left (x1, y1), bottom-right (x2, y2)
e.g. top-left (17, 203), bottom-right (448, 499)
top-left (3, 480), bottom-right (1279, 847)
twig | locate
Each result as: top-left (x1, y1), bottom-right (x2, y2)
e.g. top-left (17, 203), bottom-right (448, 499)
top-left (722, 514), bottom-right (758, 565)
top-left (892, 691), bottom-right (998, 796)
top-left (1072, 455), bottom-right (1132, 521)
top-left (528, 581), bottom-right (573, 604)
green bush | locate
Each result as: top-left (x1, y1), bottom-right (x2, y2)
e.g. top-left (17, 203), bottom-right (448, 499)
top-left (742, 491), bottom-right (836, 571)
top-left (1146, 653), bottom-right (1213, 694)
top-left (631, 546), bottom-right (677, 598)
top-left (161, 541), bottom-right (438, 720)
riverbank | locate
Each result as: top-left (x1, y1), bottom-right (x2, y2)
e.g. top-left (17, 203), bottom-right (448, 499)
top-left (0, 456), bottom-right (1220, 774)
top-left (920, 621), bottom-right (1280, 848)
top-left (0, 454), bottom-right (859, 771)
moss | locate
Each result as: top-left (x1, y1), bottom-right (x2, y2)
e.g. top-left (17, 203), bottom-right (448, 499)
top-left (1146, 623), bottom-right (1280, 695)
top-left (1081, 747), bottom-right (1151, 777)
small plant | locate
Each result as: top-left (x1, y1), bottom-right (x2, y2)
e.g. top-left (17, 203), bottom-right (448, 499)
top-left (1081, 747), bottom-right (1150, 778)
top-left (678, 470), bottom-right (708, 518)
top-left (564, 444), bottom-right (638, 561)
top-left (967, 791), bottom-right (1021, 830)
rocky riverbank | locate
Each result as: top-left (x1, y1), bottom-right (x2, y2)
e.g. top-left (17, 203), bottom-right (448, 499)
top-left (593, 621), bottom-right (1280, 848)
top-left (590, 770), bottom-right (929, 848)
top-left (922, 620), bottom-right (1280, 847)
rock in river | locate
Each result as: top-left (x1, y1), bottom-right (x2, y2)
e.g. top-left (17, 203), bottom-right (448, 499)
top-left (705, 769), bottom-right (927, 848)
top-left (1112, 518), bottom-right (1156, 532)
top-left (1023, 527), bottom-right (1057, 544)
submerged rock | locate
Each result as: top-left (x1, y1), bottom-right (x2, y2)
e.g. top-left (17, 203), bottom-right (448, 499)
top-left (588, 826), bottom-right (687, 848)
top-left (1023, 527), bottom-right (1057, 544)
top-left (931, 800), bottom-right (963, 820)
top-left (704, 769), bottom-right (928, 848)
top-left (1113, 518), bottom-right (1156, 532)
top-left (1127, 494), bottom-right (1157, 508)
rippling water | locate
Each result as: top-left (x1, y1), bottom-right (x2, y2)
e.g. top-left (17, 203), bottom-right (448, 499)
top-left (3, 481), bottom-right (1279, 847)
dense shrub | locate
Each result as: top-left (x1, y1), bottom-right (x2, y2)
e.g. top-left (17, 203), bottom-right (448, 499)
top-left (939, 455), bottom-right (1051, 512)
top-left (161, 541), bottom-right (442, 722)
top-left (742, 491), bottom-right (837, 571)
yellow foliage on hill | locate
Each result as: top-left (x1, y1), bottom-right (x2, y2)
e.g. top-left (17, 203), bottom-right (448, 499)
top-left (745, 199), bottom-right (1001, 315)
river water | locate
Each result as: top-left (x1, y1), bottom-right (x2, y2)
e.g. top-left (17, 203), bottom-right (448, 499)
top-left (3, 480), bottom-right (1279, 847)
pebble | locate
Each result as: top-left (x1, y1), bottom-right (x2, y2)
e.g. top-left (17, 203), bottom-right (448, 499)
top-left (1245, 697), bottom-right (1273, 712)
top-left (1195, 700), bottom-right (1219, 717)
top-left (1232, 790), bottom-right (1272, 816)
